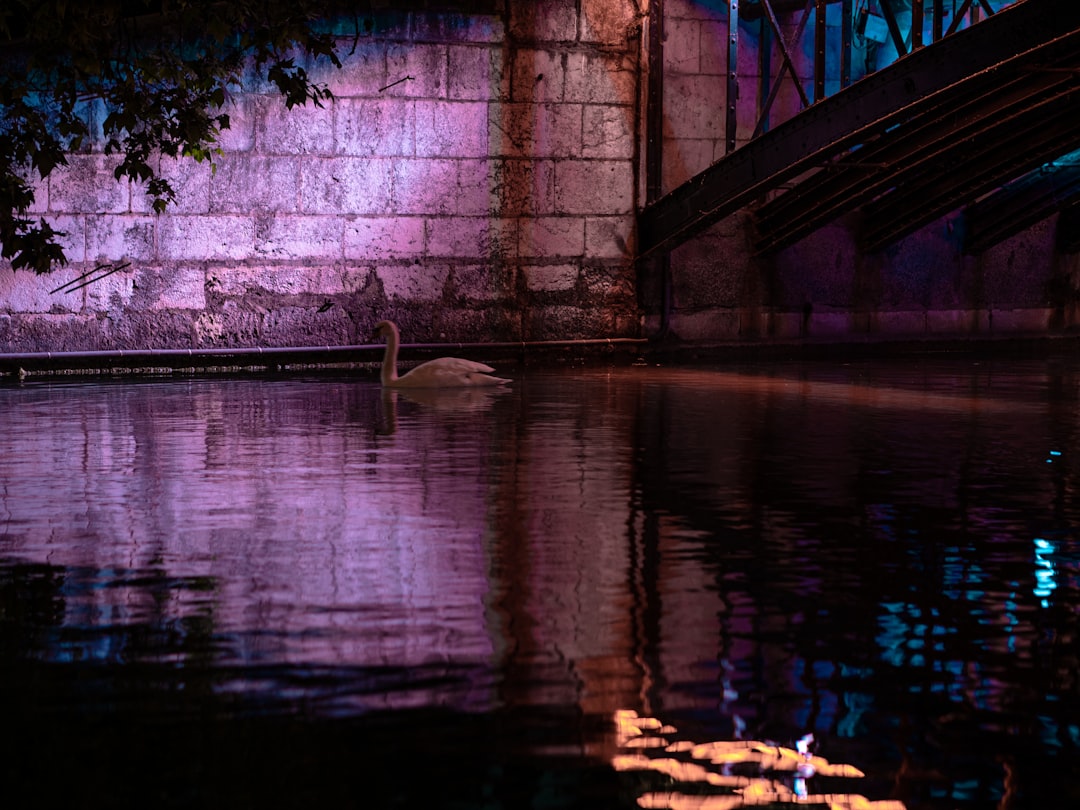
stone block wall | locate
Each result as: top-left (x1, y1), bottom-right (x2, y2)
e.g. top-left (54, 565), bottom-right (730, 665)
top-left (0, 1), bottom-right (644, 354)
top-left (5, 0), bottom-right (1061, 357)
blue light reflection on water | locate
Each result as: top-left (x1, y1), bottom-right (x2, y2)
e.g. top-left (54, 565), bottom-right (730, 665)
top-left (1034, 537), bottom-right (1058, 606)
top-left (1, 356), bottom-right (1079, 808)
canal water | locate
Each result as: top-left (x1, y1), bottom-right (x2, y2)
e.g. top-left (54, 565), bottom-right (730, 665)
top-left (1, 351), bottom-right (1078, 809)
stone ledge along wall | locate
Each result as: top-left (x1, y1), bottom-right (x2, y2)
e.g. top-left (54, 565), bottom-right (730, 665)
top-left (0, 1), bottom-right (644, 355)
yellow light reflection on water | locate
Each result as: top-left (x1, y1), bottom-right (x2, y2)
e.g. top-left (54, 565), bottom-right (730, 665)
top-left (614, 710), bottom-right (906, 810)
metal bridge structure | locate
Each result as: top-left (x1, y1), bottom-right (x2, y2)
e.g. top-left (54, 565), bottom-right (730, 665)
top-left (639, 0), bottom-right (1080, 264)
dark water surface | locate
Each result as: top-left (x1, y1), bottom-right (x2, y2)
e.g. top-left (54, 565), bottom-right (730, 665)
top-left (1, 353), bottom-right (1078, 808)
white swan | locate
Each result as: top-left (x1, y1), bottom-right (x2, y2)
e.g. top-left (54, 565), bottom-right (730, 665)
top-left (373, 320), bottom-right (511, 388)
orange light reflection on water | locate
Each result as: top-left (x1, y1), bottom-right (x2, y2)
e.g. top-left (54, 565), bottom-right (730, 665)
top-left (614, 710), bottom-right (906, 810)
top-left (640, 366), bottom-right (1034, 415)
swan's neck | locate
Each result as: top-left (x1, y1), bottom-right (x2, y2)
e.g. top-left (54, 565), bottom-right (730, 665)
top-left (380, 328), bottom-right (400, 385)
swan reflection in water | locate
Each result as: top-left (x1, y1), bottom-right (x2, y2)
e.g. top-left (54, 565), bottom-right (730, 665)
top-left (377, 385), bottom-right (509, 435)
top-left (613, 710), bottom-right (905, 810)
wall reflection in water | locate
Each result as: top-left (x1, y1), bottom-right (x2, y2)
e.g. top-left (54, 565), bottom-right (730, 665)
top-left (1, 358), bottom-right (1078, 808)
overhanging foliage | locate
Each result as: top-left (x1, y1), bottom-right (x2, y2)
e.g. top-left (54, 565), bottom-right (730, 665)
top-left (0, 0), bottom-right (342, 273)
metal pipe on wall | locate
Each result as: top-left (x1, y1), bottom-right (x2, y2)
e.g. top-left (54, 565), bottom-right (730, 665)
top-left (643, 0), bottom-right (672, 338)
top-left (0, 338), bottom-right (650, 376)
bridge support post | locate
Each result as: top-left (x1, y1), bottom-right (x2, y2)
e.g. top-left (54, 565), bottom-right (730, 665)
top-left (728, 0), bottom-right (740, 153)
top-left (841, 0), bottom-right (854, 87)
top-left (814, 0), bottom-right (826, 101)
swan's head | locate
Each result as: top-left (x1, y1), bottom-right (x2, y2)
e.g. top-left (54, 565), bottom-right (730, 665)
top-left (373, 320), bottom-right (396, 341)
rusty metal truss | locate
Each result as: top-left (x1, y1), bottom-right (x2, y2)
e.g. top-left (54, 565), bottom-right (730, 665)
top-left (962, 151), bottom-right (1080, 254)
top-left (639, 0), bottom-right (1080, 259)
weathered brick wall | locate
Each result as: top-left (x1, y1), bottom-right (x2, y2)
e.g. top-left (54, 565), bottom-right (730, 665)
top-left (0, 1), bottom-right (643, 354)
